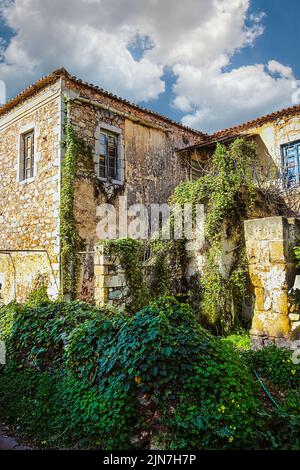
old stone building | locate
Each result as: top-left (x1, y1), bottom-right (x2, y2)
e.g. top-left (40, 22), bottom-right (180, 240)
top-left (0, 68), bottom-right (203, 304)
top-left (2, 67), bottom-right (300, 348)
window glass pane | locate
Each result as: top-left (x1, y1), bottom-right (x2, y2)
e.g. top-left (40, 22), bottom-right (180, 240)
top-left (282, 141), bottom-right (300, 187)
top-left (21, 131), bottom-right (34, 181)
top-left (100, 133), bottom-right (107, 156)
top-left (98, 130), bottom-right (118, 179)
top-left (99, 154), bottom-right (106, 178)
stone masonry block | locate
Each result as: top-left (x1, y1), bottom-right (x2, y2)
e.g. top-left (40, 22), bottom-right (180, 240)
top-left (244, 216), bottom-right (286, 242)
top-left (94, 265), bottom-right (109, 276)
top-left (105, 274), bottom-right (126, 288)
top-left (94, 287), bottom-right (109, 304)
top-left (269, 241), bottom-right (286, 264)
top-left (254, 287), bottom-right (265, 311)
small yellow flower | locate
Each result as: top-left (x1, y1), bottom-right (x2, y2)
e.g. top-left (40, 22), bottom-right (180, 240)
top-left (218, 405), bottom-right (226, 413)
top-left (228, 436), bottom-right (234, 443)
top-left (291, 370), bottom-right (296, 375)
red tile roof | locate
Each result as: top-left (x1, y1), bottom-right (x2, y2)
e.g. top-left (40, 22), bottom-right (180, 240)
top-left (0, 68), bottom-right (205, 137)
top-left (209, 103), bottom-right (300, 140)
top-left (2, 67), bottom-right (299, 146)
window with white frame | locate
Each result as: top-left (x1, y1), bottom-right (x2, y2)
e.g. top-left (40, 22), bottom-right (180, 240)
top-left (282, 140), bottom-right (300, 187)
top-left (20, 130), bottom-right (35, 181)
top-left (99, 130), bottom-right (118, 180)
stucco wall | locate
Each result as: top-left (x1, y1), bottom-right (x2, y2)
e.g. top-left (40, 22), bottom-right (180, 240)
top-left (0, 81), bottom-right (62, 303)
top-left (248, 115), bottom-right (300, 169)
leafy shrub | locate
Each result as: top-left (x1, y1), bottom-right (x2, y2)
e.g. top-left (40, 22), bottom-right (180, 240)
top-left (6, 300), bottom-right (115, 369)
top-left (0, 365), bottom-right (137, 449)
top-left (98, 296), bottom-right (212, 401)
top-left (1, 297), bottom-right (300, 450)
top-left (246, 345), bottom-right (300, 390)
top-left (162, 340), bottom-right (267, 449)
top-left (221, 330), bottom-right (251, 351)
top-left (65, 312), bottom-right (127, 384)
top-left (0, 364), bottom-right (58, 441)
top-left (0, 302), bottom-right (19, 343)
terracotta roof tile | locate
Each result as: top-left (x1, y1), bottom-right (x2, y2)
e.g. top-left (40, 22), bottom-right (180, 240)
top-left (209, 104), bottom-right (300, 140)
top-left (0, 68), bottom-right (206, 137)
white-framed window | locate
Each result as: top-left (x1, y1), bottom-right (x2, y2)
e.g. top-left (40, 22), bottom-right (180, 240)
top-left (20, 129), bottom-right (35, 181)
top-left (17, 123), bottom-right (38, 183)
top-left (94, 123), bottom-right (124, 184)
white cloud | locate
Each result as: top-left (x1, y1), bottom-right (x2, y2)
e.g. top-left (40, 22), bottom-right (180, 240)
top-left (0, 0), bottom-right (298, 132)
top-left (177, 61), bottom-right (296, 132)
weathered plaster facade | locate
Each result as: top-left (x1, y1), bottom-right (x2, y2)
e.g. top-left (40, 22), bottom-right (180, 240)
top-left (61, 76), bottom-right (201, 301)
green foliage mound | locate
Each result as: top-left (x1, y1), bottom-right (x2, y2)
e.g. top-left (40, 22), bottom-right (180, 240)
top-left (3, 301), bottom-right (114, 369)
top-left (98, 297), bottom-right (212, 399)
top-left (0, 298), bottom-right (299, 450)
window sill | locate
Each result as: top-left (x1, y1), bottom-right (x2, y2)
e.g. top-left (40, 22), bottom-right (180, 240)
top-left (97, 177), bottom-right (124, 186)
top-left (18, 176), bottom-right (36, 185)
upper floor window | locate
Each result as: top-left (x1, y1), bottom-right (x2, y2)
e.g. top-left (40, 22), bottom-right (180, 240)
top-left (282, 140), bottom-right (300, 187)
top-left (20, 130), bottom-right (35, 181)
top-left (99, 130), bottom-right (118, 180)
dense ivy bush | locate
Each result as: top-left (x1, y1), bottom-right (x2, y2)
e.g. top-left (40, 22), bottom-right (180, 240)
top-left (4, 301), bottom-right (114, 369)
top-left (0, 298), bottom-right (300, 449)
top-left (0, 364), bottom-right (59, 441)
top-left (0, 302), bottom-right (17, 343)
top-left (220, 330), bottom-right (251, 351)
top-left (162, 341), bottom-right (267, 449)
top-left (246, 345), bottom-right (300, 390)
top-left (65, 312), bottom-right (127, 384)
top-left (98, 297), bottom-right (212, 401)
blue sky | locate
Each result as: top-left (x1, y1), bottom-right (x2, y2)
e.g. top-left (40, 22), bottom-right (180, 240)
top-left (144, 0), bottom-right (300, 123)
top-left (232, 0), bottom-right (300, 75)
top-left (0, 0), bottom-right (299, 133)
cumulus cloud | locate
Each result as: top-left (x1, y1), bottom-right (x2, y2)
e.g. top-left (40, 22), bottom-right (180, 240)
top-left (0, 0), bottom-right (297, 132)
top-left (177, 61), bottom-right (296, 132)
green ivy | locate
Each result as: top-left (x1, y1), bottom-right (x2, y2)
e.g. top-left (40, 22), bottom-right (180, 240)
top-left (60, 123), bottom-right (80, 298)
top-left (148, 238), bottom-right (187, 298)
top-left (170, 138), bottom-right (257, 333)
top-left (101, 238), bottom-right (150, 312)
top-left (60, 122), bottom-right (93, 299)
top-left (0, 298), bottom-right (299, 449)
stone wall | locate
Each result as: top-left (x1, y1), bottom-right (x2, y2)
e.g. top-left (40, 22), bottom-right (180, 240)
top-left (62, 78), bottom-right (201, 302)
top-left (245, 216), bottom-right (300, 348)
top-left (94, 244), bottom-right (129, 308)
top-left (0, 81), bottom-right (62, 302)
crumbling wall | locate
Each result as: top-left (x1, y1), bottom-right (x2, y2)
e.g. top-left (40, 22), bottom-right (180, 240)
top-left (244, 216), bottom-right (300, 349)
